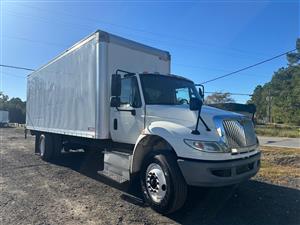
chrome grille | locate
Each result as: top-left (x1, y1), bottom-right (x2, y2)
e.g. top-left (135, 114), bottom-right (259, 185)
top-left (222, 119), bottom-right (257, 148)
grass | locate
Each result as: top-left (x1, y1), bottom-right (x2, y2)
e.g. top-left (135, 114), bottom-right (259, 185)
top-left (255, 125), bottom-right (300, 138)
top-left (255, 146), bottom-right (300, 188)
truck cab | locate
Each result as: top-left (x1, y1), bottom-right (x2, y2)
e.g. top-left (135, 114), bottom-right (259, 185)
top-left (109, 71), bottom-right (260, 213)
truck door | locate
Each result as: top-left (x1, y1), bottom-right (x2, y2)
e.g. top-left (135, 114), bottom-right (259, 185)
top-left (110, 76), bottom-right (144, 144)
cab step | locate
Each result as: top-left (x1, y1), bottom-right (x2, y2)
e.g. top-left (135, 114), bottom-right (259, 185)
top-left (97, 150), bottom-right (132, 183)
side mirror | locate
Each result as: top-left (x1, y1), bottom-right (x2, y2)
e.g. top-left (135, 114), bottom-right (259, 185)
top-left (190, 97), bottom-right (203, 111)
top-left (110, 96), bottom-right (120, 107)
top-left (111, 74), bottom-right (121, 97)
top-left (198, 85), bottom-right (204, 99)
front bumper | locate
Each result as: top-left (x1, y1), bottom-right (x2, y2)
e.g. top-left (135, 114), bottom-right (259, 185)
top-left (177, 152), bottom-right (261, 187)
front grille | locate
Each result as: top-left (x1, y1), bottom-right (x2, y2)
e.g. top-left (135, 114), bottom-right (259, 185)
top-left (222, 119), bottom-right (257, 148)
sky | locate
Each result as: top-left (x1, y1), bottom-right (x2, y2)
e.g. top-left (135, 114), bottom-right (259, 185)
top-left (0, 1), bottom-right (299, 103)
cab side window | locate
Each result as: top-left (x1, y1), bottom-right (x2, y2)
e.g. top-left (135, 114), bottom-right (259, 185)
top-left (120, 77), bottom-right (142, 108)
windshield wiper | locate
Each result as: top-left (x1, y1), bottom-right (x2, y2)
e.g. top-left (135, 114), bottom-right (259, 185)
top-left (191, 104), bottom-right (211, 135)
top-left (191, 84), bottom-right (211, 135)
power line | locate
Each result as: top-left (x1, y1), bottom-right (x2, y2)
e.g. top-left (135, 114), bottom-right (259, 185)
top-left (3, 35), bottom-right (67, 47)
top-left (2, 9), bottom-right (275, 72)
top-left (6, 6), bottom-right (269, 59)
top-left (25, 4), bottom-right (262, 56)
top-left (0, 64), bottom-right (35, 71)
top-left (200, 49), bottom-right (296, 84)
top-left (4, 10), bottom-right (95, 33)
top-left (2, 33), bottom-right (279, 76)
top-left (0, 72), bottom-right (254, 95)
top-left (0, 34), bottom-right (275, 78)
top-left (1, 49), bottom-right (294, 82)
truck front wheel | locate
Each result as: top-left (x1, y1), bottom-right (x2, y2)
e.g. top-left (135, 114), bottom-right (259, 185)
top-left (39, 134), bottom-right (54, 161)
top-left (140, 151), bottom-right (187, 214)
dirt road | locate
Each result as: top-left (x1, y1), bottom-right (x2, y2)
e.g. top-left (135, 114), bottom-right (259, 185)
top-left (1, 128), bottom-right (299, 225)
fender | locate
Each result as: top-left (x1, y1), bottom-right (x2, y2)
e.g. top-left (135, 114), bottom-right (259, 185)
top-left (130, 121), bottom-right (189, 173)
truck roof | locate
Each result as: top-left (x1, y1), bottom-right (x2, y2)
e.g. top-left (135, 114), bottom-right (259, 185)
top-left (28, 30), bottom-right (171, 77)
top-left (139, 72), bottom-right (194, 83)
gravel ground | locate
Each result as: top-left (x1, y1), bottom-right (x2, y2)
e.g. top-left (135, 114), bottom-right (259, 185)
top-left (1, 128), bottom-right (299, 225)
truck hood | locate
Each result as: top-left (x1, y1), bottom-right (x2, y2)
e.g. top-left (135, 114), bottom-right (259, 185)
top-left (145, 104), bottom-right (242, 137)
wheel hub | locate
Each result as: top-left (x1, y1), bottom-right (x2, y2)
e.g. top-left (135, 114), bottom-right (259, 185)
top-left (148, 173), bottom-right (159, 191)
top-left (40, 136), bottom-right (45, 156)
top-left (145, 163), bottom-right (167, 203)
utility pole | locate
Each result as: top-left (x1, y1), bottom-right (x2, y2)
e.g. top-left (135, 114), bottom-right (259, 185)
top-left (266, 88), bottom-right (272, 123)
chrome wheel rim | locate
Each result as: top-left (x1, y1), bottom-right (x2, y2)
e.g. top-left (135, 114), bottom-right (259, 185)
top-left (40, 136), bottom-right (45, 156)
top-left (145, 163), bottom-right (167, 203)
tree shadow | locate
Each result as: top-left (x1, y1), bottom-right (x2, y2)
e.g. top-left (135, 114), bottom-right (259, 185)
top-left (52, 151), bottom-right (300, 225)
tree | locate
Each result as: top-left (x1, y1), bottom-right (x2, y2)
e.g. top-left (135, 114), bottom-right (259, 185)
top-left (0, 92), bottom-right (9, 102)
top-left (205, 92), bottom-right (235, 104)
top-left (249, 39), bottom-right (300, 125)
top-left (248, 85), bottom-right (267, 121)
top-left (8, 98), bottom-right (26, 124)
top-left (0, 92), bottom-right (9, 108)
top-left (0, 92), bottom-right (26, 124)
top-left (287, 38), bottom-right (300, 65)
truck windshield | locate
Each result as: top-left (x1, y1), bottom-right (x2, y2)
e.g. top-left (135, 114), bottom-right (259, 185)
top-left (140, 74), bottom-right (201, 105)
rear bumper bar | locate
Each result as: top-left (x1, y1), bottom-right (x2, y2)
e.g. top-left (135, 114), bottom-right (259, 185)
top-left (177, 152), bottom-right (261, 187)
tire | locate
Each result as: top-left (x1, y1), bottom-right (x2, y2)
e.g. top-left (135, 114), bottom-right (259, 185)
top-left (39, 134), bottom-right (54, 161)
top-left (140, 151), bottom-right (187, 214)
top-left (34, 134), bottom-right (40, 154)
top-left (52, 134), bottom-right (62, 158)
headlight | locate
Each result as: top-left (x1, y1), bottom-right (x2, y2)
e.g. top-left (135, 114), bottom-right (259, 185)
top-left (184, 139), bottom-right (229, 153)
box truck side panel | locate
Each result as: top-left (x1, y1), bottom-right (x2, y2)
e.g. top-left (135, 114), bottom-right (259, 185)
top-left (26, 30), bottom-right (171, 140)
top-left (107, 41), bottom-right (170, 76)
top-left (26, 35), bottom-right (99, 138)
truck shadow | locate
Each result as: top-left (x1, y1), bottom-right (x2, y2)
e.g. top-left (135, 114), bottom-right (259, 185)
top-left (52, 151), bottom-right (132, 192)
top-left (170, 182), bottom-right (300, 225)
top-left (52, 151), bottom-right (300, 225)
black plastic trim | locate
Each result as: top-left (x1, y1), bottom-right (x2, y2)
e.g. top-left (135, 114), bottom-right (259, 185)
top-left (177, 152), bottom-right (261, 163)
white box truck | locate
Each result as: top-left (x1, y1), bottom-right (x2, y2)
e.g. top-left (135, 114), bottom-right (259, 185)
top-left (26, 30), bottom-right (260, 214)
top-left (0, 110), bottom-right (9, 127)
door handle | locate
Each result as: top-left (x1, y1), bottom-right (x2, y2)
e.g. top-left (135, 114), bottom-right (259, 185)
top-left (116, 107), bottom-right (136, 116)
top-left (113, 119), bottom-right (118, 130)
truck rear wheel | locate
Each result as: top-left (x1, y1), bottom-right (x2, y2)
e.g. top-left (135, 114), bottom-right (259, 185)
top-left (39, 134), bottom-right (54, 161)
top-left (34, 134), bottom-right (40, 154)
top-left (140, 151), bottom-right (187, 214)
top-left (52, 134), bottom-right (62, 158)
